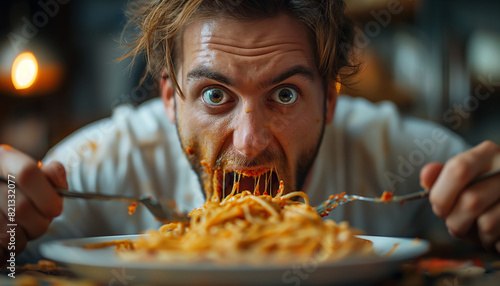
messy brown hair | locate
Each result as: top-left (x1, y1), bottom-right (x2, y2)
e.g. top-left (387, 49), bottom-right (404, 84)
top-left (121, 0), bottom-right (358, 93)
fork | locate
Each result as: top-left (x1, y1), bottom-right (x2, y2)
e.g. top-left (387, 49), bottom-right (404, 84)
top-left (316, 167), bottom-right (500, 217)
top-left (0, 176), bottom-right (189, 222)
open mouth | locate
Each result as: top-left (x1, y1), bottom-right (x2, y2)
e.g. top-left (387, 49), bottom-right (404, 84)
top-left (214, 168), bottom-right (282, 199)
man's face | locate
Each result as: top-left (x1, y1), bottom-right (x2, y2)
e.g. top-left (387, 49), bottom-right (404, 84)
top-left (162, 14), bottom-right (336, 198)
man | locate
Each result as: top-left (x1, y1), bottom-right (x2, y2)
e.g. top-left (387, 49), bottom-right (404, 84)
top-left (1, 0), bottom-right (499, 264)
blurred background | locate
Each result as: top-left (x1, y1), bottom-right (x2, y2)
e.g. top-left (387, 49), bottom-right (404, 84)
top-left (0, 0), bottom-right (499, 159)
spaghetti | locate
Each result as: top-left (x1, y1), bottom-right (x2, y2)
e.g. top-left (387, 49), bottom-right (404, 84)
top-left (103, 176), bottom-right (374, 266)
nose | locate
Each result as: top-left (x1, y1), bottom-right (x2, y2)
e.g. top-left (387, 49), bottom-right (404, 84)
top-left (232, 108), bottom-right (271, 160)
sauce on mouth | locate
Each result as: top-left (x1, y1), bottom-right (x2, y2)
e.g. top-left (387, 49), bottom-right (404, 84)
top-left (191, 135), bottom-right (283, 201)
top-left (212, 168), bottom-right (282, 200)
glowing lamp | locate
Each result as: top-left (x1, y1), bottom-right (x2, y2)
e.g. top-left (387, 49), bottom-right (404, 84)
top-left (11, 52), bottom-right (38, 90)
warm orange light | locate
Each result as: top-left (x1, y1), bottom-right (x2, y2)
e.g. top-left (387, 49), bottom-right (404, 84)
top-left (11, 52), bottom-right (38, 90)
top-left (335, 76), bottom-right (342, 94)
top-left (335, 81), bottom-right (341, 94)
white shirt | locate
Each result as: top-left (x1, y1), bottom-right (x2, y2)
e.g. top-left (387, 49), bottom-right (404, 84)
top-left (19, 96), bottom-right (470, 263)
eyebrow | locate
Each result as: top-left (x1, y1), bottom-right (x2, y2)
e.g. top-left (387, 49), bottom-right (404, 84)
top-left (264, 65), bottom-right (315, 87)
top-left (185, 65), bottom-right (315, 87)
top-left (186, 67), bottom-right (232, 86)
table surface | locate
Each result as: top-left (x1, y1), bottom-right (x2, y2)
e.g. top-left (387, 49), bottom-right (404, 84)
top-left (1, 249), bottom-right (499, 285)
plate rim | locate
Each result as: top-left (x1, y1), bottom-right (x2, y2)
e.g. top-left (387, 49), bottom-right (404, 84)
top-left (40, 234), bottom-right (429, 271)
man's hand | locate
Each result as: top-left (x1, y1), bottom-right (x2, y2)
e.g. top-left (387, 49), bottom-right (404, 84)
top-left (420, 140), bottom-right (500, 252)
top-left (0, 145), bottom-right (65, 262)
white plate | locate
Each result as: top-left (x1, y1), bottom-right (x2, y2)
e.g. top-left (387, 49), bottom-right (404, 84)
top-left (40, 235), bottom-right (428, 285)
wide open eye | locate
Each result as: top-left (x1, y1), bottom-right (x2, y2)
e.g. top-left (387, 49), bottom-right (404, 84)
top-left (270, 87), bottom-right (298, 105)
top-left (202, 88), bottom-right (230, 105)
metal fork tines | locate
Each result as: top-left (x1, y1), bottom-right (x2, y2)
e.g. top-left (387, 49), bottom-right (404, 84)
top-left (316, 190), bottom-right (430, 217)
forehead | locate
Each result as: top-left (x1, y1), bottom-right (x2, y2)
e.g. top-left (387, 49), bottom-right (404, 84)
top-left (178, 14), bottom-right (317, 81)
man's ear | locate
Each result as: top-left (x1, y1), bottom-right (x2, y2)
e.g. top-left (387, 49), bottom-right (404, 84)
top-left (325, 83), bottom-right (338, 125)
top-left (160, 71), bottom-right (176, 124)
